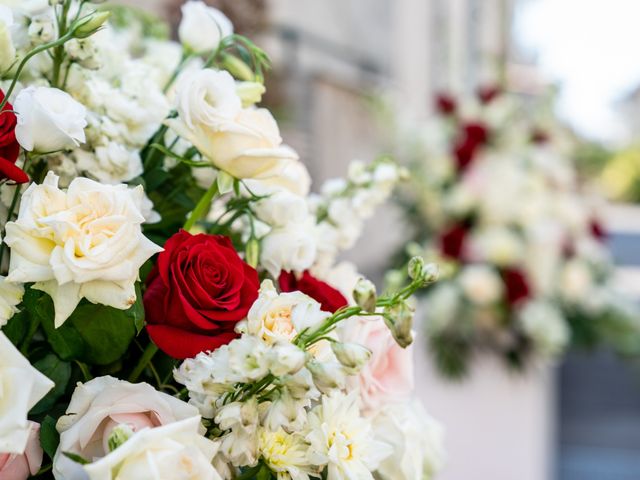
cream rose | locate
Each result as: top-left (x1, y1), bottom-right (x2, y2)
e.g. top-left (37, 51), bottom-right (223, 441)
top-left (4, 171), bottom-right (162, 327)
top-left (0, 275), bottom-right (24, 327)
top-left (167, 69), bottom-right (301, 186)
top-left (178, 1), bottom-right (233, 53)
top-left (53, 376), bottom-right (200, 480)
top-left (0, 332), bottom-right (54, 455)
top-left (247, 280), bottom-right (328, 345)
top-left (14, 86), bottom-right (87, 153)
top-left (341, 316), bottom-right (414, 413)
top-left (0, 6), bottom-right (15, 72)
top-left (458, 264), bottom-right (504, 305)
top-left (0, 422), bottom-right (43, 480)
top-left (81, 416), bottom-right (222, 480)
top-left (372, 400), bottom-right (445, 480)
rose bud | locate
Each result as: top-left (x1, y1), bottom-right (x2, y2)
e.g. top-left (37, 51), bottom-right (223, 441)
top-left (383, 302), bottom-right (415, 348)
top-left (331, 342), bottom-right (372, 373)
top-left (353, 278), bottom-right (377, 313)
top-left (267, 342), bottom-right (307, 377)
top-left (307, 360), bottom-right (346, 393)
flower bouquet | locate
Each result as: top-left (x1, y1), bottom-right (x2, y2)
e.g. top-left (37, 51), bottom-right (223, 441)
top-left (388, 87), bottom-right (640, 378)
top-left (0, 1), bottom-right (444, 479)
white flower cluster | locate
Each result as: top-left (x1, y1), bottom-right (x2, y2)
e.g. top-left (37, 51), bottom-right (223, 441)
top-left (310, 159), bottom-right (405, 274)
top-left (176, 276), bottom-right (444, 480)
top-left (0, 2), bottom-right (444, 479)
top-left (396, 89), bottom-right (634, 368)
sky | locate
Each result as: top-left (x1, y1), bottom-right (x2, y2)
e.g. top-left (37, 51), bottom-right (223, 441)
top-left (514, 0), bottom-right (640, 144)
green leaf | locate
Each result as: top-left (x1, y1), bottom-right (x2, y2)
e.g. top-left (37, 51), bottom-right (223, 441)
top-left (130, 283), bottom-right (146, 334)
top-left (40, 416), bottom-right (60, 460)
top-left (63, 451), bottom-right (90, 465)
top-left (30, 354), bottom-right (71, 415)
top-left (2, 308), bottom-right (28, 346)
top-left (30, 290), bottom-right (137, 366)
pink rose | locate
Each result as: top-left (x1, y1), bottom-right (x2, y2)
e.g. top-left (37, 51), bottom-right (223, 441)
top-left (342, 317), bottom-right (415, 413)
top-left (0, 422), bottom-right (43, 480)
top-left (53, 376), bottom-right (199, 479)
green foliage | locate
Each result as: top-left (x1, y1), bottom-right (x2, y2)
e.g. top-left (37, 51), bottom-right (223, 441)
top-left (40, 415), bottom-right (60, 460)
top-left (31, 354), bottom-right (72, 415)
top-left (429, 333), bottom-right (472, 380)
top-left (27, 288), bottom-right (139, 366)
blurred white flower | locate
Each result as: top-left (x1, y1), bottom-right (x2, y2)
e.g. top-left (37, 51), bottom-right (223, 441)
top-left (178, 1), bottom-right (233, 53)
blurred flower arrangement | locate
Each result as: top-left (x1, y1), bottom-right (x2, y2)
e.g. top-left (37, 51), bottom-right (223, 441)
top-left (0, 1), bottom-right (444, 479)
top-left (388, 87), bottom-right (640, 378)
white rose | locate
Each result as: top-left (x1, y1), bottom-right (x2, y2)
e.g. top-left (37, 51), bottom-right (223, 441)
top-left (53, 376), bottom-right (200, 480)
top-left (372, 400), bottom-right (445, 480)
top-left (518, 300), bottom-right (569, 357)
top-left (14, 86), bottom-right (87, 153)
top-left (4, 172), bottom-right (162, 327)
top-left (0, 332), bottom-right (54, 454)
top-left (458, 264), bottom-right (504, 305)
top-left (75, 142), bottom-right (143, 184)
top-left (469, 226), bottom-right (524, 267)
top-left (559, 259), bottom-right (593, 301)
top-left (0, 6), bottom-right (15, 72)
top-left (81, 416), bottom-right (222, 480)
top-left (261, 219), bottom-right (318, 278)
top-left (0, 275), bottom-right (23, 327)
top-left (254, 189), bottom-right (309, 227)
top-left (167, 69), bottom-right (301, 186)
top-left (178, 1), bottom-right (233, 53)
top-left (247, 280), bottom-right (328, 344)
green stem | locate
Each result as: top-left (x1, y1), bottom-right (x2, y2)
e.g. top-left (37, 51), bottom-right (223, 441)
top-left (51, 0), bottom-right (72, 87)
top-left (0, 31), bottom-right (75, 110)
top-left (74, 360), bottom-right (92, 381)
top-left (183, 178), bottom-right (220, 231)
top-left (128, 342), bottom-right (159, 382)
top-left (163, 52), bottom-right (192, 93)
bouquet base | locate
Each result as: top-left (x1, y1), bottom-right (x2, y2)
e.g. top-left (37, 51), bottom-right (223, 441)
top-left (414, 330), bottom-right (556, 480)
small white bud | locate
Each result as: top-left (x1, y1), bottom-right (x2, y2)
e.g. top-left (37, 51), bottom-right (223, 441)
top-left (331, 342), bottom-right (371, 372)
top-left (383, 302), bottom-right (415, 348)
top-left (353, 277), bottom-right (377, 313)
top-left (268, 342), bottom-right (307, 376)
top-left (306, 361), bottom-right (346, 393)
top-left (236, 81), bottom-right (265, 107)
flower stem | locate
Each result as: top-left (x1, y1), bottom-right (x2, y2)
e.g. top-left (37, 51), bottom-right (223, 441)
top-left (183, 177), bottom-right (220, 231)
top-left (128, 342), bottom-right (159, 382)
top-left (0, 153), bottom-right (31, 270)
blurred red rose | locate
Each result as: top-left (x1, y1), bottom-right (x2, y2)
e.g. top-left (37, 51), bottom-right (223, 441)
top-left (144, 231), bottom-right (259, 359)
top-left (501, 268), bottom-right (531, 306)
top-left (453, 122), bottom-right (489, 172)
top-left (279, 270), bottom-right (348, 313)
top-left (477, 85), bottom-right (501, 104)
top-left (439, 223), bottom-right (468, 260)
top-left (0, 90), bottom-right (28, 184)
top-left (435, 93), bottom-right (457, 115)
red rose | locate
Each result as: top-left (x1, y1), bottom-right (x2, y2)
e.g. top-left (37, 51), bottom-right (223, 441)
top-left (0, 90), bottom-right (27, 184)
top-left (589, 219), bottom-right (607, 243)
top-left (439, 223), bottom-right (468, 260)
top-left (453, 122), bottom-right (489, 172)
top-left (501, 268), bottom-right (531, 306)
top-left (144, 231), bottom-right (259, 359)
top-left (279, 270), bottom-right (348, 313)
top-left (477, 85), bottom-right (501, 104)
